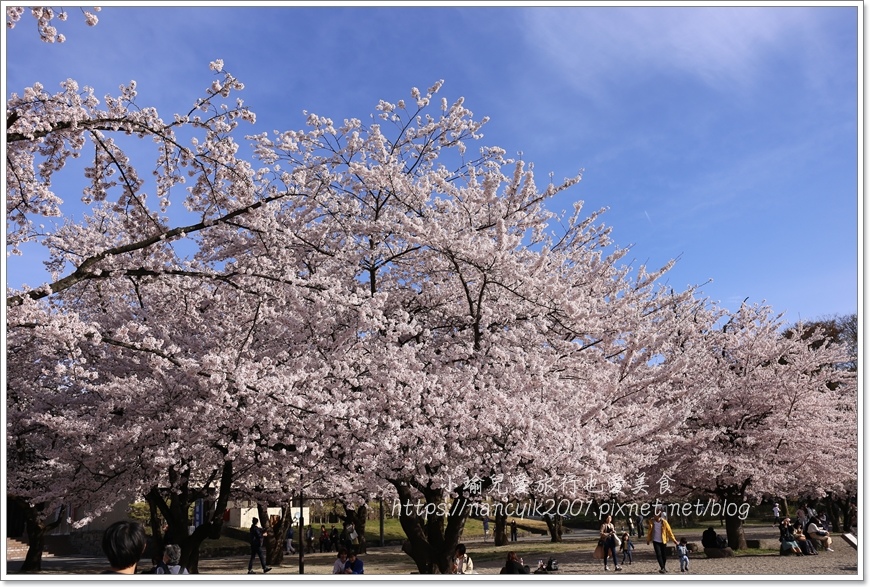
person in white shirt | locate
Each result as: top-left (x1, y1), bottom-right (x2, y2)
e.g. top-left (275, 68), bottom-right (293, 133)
top-left (452, 543), bottom-right (474, 574)
top-left (806, 517), bottom-right (833, 551)
top-left (332, 548), bottom-right (348, 574)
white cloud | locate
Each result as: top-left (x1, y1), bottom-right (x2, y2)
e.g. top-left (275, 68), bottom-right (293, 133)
top-left (523, 6), bottom-right (828, 100)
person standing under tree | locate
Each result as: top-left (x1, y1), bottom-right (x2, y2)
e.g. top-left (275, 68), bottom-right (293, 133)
top-left (482, 516), bottom-right (490, 542)
top-left (772, 503), bottom-right (781, 526)
top-left (647, 508), bottom-right (678, 574)
top-left (247, 518), bottom-right (272, 574)
top-left (510, 519), bottom-right (518, 542)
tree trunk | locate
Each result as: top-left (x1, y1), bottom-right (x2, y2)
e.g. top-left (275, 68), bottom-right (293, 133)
top-left (392, 482), bottom-right (467, 574)
top-left (16, 501), bottom-right (64, 573)
top-left (724, 512), bottom-right (747, 550)
top-left (148, 459), bottom-right (234, 574)
top-left (262, 503), bottom-right (296, 566)
top-left (340, 502), bottom-right (369, 554)
top-left (493, 511), bottom-right (508, 546)
top-left (543, 514), bottom-right (563, 543)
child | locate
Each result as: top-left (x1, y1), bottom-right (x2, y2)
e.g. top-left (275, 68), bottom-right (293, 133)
top-left (620, 532), bottom-right (634, 565)
top-left (677, 537), bottom-right (690, 573)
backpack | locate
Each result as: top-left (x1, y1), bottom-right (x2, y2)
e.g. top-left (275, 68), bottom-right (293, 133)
top-left (546, 558), bottom-right (559, 571)
top-left (152, 561), bottom-right (171, 574)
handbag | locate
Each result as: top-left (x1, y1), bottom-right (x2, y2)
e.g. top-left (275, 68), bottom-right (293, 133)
top-left (593, 544), bottom-right (605, 559)
top-left (614, 535), bottom-right (621, 548)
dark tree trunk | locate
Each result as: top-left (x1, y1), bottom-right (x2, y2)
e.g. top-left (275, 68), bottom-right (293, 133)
top-left (543, 513), bottom-right (563, 543)
top-left (260, 503), bottom-right (296, 566)
top-left (493, 511), bottom-right (508, 546)
top-left (392, 482), bottom-right (468, 574)
top-left (15, 501), bottom-right (65, 573)
top-left (340, 502), bottom-right (369, 554)
top-left (148, 459), bottom-right (233, 574)
top-left (146, 498), bottom-right (165, 564)
top-left (724, 512), bottom-right (747, 550)
top-left (824, 495), bottom-right (851, 533)
top-left (716, 483), bottom-right (749, 550)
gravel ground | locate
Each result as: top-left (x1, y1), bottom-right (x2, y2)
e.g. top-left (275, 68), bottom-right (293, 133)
top-left (12, 527), bottom-right (859, 578)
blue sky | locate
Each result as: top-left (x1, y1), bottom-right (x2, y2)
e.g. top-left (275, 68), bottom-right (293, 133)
top-left (3, 2), bottom-right (860, 323)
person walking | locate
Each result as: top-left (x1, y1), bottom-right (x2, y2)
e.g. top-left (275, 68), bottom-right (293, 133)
top-left (247, 518), bottom-right (272, 574)
top-left (599, 515), bottom-right (622, 571)
top-left (482, 516), bottom-right (490, 542)
top-left (677, 537), bottom-right (690, 573)
top-left (620, 532), bottom-right (634, 565)
top-left (646, 508), bottom-right (678, 574)
top-left (285, 524), bottom-right (296, 555)
top-left (510, 520), bottom-right (518, 542)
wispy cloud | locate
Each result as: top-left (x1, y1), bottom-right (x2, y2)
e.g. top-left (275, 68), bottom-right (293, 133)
top-left (522, 7), bottom-right (836, 101)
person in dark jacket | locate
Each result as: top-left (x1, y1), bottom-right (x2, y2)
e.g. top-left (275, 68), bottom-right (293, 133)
top-left (247, 518), bottom-right (272, 574)
top-left (500, 551), bottom-right (530, 574)
top-left (344, 550), bottom-right (364, 574)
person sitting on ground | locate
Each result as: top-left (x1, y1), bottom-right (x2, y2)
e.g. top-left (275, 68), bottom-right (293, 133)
top-left (101, 520), bottom-right (147, 575)
top-left (344, 550), bottom-right (364, 574)
top-left (806, 516), bottom-right (833, 552)
top-left (155, 544), bottom-right (189, 575)
top-left (701, 526), bottom-right (720, 548)
top-left (333, 548), bottom-right (349, 574)
top-left (499, 551), bottom-right (530, 574)
top-left (452, 543), bottom-right (474, 574)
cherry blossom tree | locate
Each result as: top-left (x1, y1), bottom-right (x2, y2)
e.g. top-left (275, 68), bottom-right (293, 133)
top-left (6, 299), bottom-right (124, 573)
top-left (9, 16), bottom-right (855, 573)
top-left (235, 80), bottom-right (719, 571)
top-left (6, 6), bottom-right (100, 44)
top-left (5, 30), bottom-right (728, 573)
top-left (653, 302), bottom-right (857, 549)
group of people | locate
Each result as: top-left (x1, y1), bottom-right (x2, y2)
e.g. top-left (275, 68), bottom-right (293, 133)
top-left (331, 548), bottom-right (365, 574)
top-left (778, 504), bottom-right (834, 556)
top-left (598, 508), bottom-right (690, 574)
top-left (284, 521), bottom-right (360, 555)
